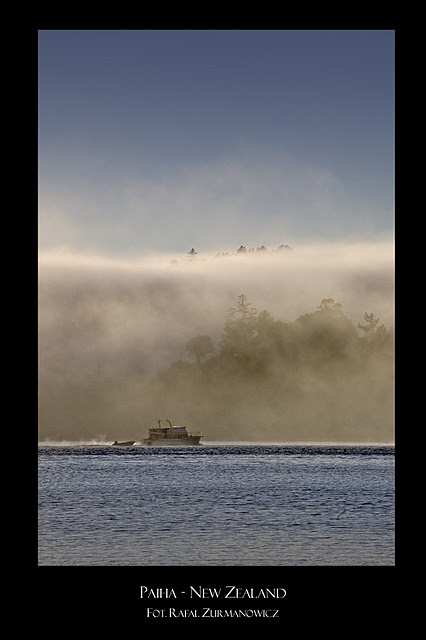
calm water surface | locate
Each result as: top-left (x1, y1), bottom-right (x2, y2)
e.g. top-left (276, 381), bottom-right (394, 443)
top-left (38, 444), bottom-right (394, 566)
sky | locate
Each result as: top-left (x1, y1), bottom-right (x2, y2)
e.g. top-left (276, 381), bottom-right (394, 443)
top-left (38, 29), bottom-right (394, 257)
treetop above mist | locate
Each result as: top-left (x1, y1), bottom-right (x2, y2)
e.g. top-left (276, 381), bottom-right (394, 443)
top-left (170, 244), bottom-right (294, 265)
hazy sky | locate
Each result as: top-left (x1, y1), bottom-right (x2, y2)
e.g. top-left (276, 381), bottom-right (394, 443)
top-left (38, 30), bottom-right (394, 256)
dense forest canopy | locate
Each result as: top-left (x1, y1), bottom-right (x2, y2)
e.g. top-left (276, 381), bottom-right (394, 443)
top-left (146, 294), bottom-right (393, 442)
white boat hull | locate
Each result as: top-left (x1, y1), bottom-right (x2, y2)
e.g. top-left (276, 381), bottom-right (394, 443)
top-left (143, 437), bottom-right (202, 446)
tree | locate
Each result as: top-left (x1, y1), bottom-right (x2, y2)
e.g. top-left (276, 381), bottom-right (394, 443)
top-left (317, 298), bottom-right (343, 314)
top-left (220, 294), bottom-right (258, 357)
top-left (358, 312), bottom-right (379, 336)
top-left (236, 245), bottom-right (247, 253)
top-left (358, 312), bottom-right (392, 346)
top-left (257, 309), bottom-right (274, 335)
top-left (187, 248), bottom-right (198, 261)
top-left (186, 335), bottom-right (214, 365)
top-left (295, 299), bottom-right (357, 361)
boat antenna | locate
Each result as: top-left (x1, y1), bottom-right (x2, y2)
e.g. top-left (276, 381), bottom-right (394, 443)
top-left (141, 414), bottom-right (148, 429)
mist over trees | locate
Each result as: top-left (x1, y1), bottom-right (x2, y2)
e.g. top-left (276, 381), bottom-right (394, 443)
top-left (186, 335), bottom-right (215, 365)
top-left (38, 243), bottom-right (394, 442)
top-left (146, 294), bottom-right (394, 442)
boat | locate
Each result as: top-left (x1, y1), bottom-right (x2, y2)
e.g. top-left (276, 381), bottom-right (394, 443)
top-left (112, 440), bottom-right (135, 446)
top-left (142, 419), bottom-right (203, 446)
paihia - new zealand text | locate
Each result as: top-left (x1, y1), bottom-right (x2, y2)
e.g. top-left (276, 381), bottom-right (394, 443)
top-left (140, 586), bottom-right (287, 599)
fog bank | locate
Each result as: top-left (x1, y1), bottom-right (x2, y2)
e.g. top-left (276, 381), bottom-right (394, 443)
top-left (38, 241), bottom-right (394, 442)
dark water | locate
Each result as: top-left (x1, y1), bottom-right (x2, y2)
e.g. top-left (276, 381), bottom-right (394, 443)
top-left (38, 444), bottom-right (394, 566)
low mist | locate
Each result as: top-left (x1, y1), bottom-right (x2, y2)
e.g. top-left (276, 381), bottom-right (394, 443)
top-left (38, 241), bottom-right (394, 442)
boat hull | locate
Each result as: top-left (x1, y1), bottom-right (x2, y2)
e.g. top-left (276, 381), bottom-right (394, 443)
top-left (143, 437), bottom-right (202, 446)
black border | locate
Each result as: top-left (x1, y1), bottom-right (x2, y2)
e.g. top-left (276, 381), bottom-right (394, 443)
top-left (33, 24), bottom-right (397, 631)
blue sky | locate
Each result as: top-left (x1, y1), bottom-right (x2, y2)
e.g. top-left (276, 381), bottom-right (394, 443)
top-left (38, 30), bottom-right (394, 255)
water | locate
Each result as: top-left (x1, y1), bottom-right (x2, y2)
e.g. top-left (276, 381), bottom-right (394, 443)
top-left (38, 444), bottom-right (394, 566)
